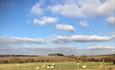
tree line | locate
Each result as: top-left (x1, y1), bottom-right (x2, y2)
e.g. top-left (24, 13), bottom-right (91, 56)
top-left (0, 54), bottom-right (114, 64)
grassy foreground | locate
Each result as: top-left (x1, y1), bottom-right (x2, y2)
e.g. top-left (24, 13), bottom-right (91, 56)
top-left (0, 62), bottom-right (115, 70)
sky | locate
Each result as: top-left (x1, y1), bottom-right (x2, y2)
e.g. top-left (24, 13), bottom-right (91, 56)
top-left (0, 0), bottom-right (115, 55)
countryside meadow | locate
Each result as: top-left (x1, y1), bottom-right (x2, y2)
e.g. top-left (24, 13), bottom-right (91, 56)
top-left (0, 62), bottom-right (115, 70)
top-left (0, 0), bottom-right (115, 70)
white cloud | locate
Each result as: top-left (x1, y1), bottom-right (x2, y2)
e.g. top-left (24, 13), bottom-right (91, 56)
top-left (79, 0), bottom-right (101, 17)
top-left (89, 45), bottom-right (114, 50)
top-left (33, 16), bottom-right (58, 25)
top-left (49, 0), bottom-right (115, 17)
top-left (106, 16), bottom-right (115, 25)
top-left (97, 0), bottom-right (115, 16)
top-left (30, 3), bottom-right (44, 15)
top-left (30, 0), bottom-right (115, 18)
top-left (49, 3), bottom-right (81, 17)
top-left (0, 37), bottom-right (46, 45)
top-left (79, 21), bottom-right (89, 27)
top-left (51, 35), bottom-right (113, 43)
top-left (56, 24), bottom-right (75, 32)
top-left (1, 35), bottom-right (113, 45)
top-left (79, 0), bottom-right (115, 17)
top-left (111, 32), bottom-right (115, 39)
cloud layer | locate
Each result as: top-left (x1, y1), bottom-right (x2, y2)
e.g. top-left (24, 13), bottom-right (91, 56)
top-left (0, 37), bottom-right (46, 45)
top-left (0, 45), bottom-right (114, 55)
top-left (0, 35), bottom-right (114, 55)
top-left (89, 45), bottom-right (114, 50)
top-left (51, 35), bottom-right (113, 43)
top-left (0, 35), bottom-right (114, 45)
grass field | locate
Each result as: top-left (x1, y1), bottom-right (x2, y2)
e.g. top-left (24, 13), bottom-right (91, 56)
top-left (0, 62), bottom-right (115, 70)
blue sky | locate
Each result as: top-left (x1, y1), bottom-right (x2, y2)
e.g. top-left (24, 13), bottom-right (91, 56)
top-left (0, 0), bottom-right (115, 55)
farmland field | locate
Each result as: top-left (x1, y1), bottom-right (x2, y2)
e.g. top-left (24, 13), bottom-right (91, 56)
top-left (0, 62), bottom-right (115, 70)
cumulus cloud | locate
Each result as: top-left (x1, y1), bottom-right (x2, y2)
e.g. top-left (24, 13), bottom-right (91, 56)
top-left (0, 37), bottom-right (46, 45)
top-left (79, 21), bottom-right (89, 27)
top-left (89, 45), bottom-right (115, 50)
top-left (30, 0), bottom-right (115, 18)
top-left (33, 16), bottom-right (58, 25)
top-left (79, 0), bottom-right (115, 17)
top-left (49, 3), bottom-right (81, 17)
top-left (56, 24), bottom-right (75, 32)
top-left (106, 16), bottom-right (115, 25)
top-left (30, 3), bottom-right (44, 15)
top-left (97, 0), bottom-right (115, 16)
top-left (51, 35), bottom-right (113, 43)
top-left (79, 0), bottom-right (100, 17)
top-left (49, 0), bottom-right (115, 17)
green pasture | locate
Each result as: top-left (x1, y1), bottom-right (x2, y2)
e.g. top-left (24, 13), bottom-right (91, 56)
top-left (0, 62), bottom-right (115, 70)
